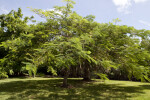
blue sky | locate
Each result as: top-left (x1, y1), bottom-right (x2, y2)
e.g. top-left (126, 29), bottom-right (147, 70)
top-left (0, 0), bottom-right (150, 30)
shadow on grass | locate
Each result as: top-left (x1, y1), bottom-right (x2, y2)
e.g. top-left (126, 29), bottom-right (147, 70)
top-left (0, 78), bottom-right (150, 100)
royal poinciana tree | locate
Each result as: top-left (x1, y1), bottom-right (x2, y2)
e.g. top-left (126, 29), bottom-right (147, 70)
top-left (30, 0), bottom-right (98, 86)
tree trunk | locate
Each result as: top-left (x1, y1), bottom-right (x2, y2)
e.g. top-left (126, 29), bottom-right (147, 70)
top-left (83, 67), bottom-right (91, 81)
top-left (83, 61), bottom-right (91, 81)
top-left (33, 74), bottom-right (35, 78)
top-left (62, 68), bottom-right (69, 87)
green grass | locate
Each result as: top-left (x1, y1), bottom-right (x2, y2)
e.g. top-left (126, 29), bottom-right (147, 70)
top-left (0, 77), bottom-right (150, 100)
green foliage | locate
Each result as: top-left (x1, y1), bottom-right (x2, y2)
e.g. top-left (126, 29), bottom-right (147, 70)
top-left (47, 66), bottom-right (57, 76)
top-left (23, 52), bottom-right (46, 77)
top-left (95, 73), bottom-right (109, 80)
top-left (0, 68), bottom-right (8, 78)
top-left (100, 60), bottom-right (118, 70)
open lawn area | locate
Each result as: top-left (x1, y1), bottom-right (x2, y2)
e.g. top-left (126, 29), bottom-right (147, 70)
top-left (0, 78), bottom-right (150, 100)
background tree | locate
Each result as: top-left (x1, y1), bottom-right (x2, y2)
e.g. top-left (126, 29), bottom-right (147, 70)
top-left (0, 8), bottom-right (35, 77)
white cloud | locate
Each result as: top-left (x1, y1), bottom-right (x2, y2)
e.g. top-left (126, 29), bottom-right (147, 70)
top-left (0, 7), bottom-right (9, 14)
top-left (112, 0), bottom-right (131, 7)
top-left (44, 8), bottom-right (62, 15)
top-left (139, 20), bottom-right (150, 27)
top-left (112, 0), bottom-right (148, 14)
top-left (112, 0), bottom-right (132, 14)
top-left (134, 0), bottom-right (148, 3)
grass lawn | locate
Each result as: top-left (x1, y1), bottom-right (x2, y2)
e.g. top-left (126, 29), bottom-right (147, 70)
top-left (0, 77), bottom-right (150, 100)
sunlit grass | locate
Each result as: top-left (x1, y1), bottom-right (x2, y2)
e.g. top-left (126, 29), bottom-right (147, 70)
top-left (0, 77), bottom-right (150, 100)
